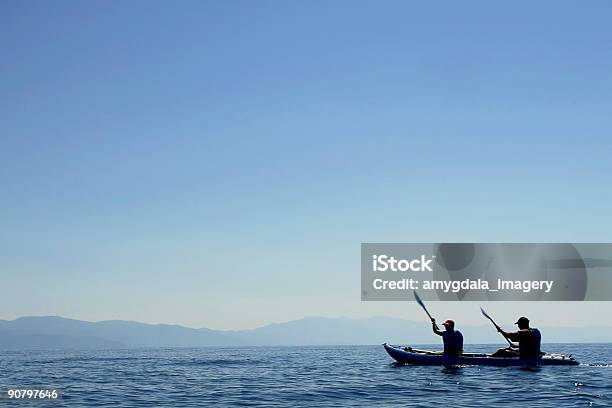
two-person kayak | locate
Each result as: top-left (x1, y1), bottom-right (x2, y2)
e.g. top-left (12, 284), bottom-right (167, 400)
top-left (383, 343), bottom-right (579, 366)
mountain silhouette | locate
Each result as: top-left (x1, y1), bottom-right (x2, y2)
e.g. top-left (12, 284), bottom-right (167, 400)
top-left (0, 316), bottom-right (609, 349)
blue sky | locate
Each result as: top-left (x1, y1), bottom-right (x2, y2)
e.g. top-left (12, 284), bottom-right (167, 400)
top-left (1, 1), bottom-right (612, 329)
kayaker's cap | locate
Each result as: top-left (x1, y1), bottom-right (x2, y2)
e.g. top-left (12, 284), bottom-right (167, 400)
top-left (442, 319), bottom-right (454, 327)
top-left (514, 317), bottom-right (529, 325)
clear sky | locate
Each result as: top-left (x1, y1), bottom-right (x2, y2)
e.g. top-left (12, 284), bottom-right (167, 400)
top-left (2, 1), bottom-right (611, 330)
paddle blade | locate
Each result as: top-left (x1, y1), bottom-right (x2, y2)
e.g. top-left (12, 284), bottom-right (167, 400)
top-left (480, 306), bottom-right (491, 320)
top-left (413, 290), bottom-right (433, 321)
top-left (414, 290), bottom-right (425, 308)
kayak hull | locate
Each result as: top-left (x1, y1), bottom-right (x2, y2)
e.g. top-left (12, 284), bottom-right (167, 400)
top-left (383, 343), bottom-right (579, 366)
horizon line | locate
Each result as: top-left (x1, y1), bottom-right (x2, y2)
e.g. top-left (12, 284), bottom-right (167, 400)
top-left (3, 314), bottom-right (612, 332)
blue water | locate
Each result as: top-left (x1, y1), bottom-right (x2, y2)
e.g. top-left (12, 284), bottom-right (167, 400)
top-left (1, 344), bottom-right (611, 407)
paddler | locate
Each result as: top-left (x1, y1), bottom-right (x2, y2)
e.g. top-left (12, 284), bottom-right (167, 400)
top-left (431, 318), bottom-right (463, 356)
top-left (494, 316), bottom-right (542, 359)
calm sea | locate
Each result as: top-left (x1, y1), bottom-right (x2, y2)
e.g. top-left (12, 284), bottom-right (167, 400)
top-left (1, 343), bottom-right (611, 407)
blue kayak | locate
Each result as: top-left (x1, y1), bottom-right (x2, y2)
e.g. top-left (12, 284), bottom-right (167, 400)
top-left (383, 343), bottom-right (579, 366)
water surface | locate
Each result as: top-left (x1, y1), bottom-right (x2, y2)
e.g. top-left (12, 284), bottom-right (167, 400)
top-left (1, 343), bottom-right (611, 407)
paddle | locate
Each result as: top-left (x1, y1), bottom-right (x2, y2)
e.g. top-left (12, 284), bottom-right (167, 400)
top-left (414, 290), bottom-right (439, 330)
top-left (480, 306), bottom-right (515, 348)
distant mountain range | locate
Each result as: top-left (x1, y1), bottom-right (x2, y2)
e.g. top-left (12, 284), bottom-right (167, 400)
top-left (0, 316), bottom-right (610, 350)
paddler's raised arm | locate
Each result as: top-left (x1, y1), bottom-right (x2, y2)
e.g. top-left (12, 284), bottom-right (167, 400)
top-left (497, 327), bottom-right (519, 347)
top-left (431, 318), bottom-right (443, 336)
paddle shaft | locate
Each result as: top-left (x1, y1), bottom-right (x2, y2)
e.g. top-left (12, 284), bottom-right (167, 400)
top-left (481, 308), bottom-right (514, 347)
top-left (419, 304), bottom-right (434, 321)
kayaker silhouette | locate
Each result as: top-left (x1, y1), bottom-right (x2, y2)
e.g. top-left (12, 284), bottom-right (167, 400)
top-left (431, 318), bottom-right (463, 356)
top-left (412, 291), bottom-right (463, 357)
top-left (492, 316), bottom-right (542, 359)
